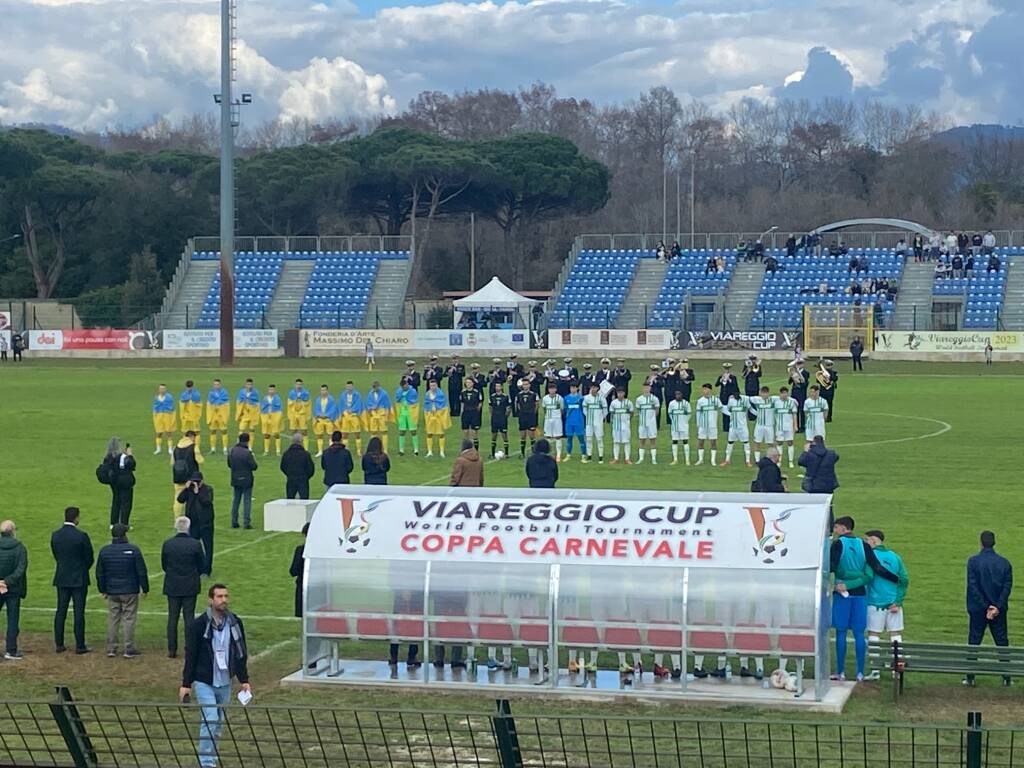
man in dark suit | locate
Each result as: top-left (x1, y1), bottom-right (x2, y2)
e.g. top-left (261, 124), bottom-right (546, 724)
top-left (162, 517), bottom-right (205, 658)
top-left (177, 473), bottom-right (215, 576)
top-left (965, 531), bottom-right (1014, 686)
top-left (50, 506), bottom-right (94, 653)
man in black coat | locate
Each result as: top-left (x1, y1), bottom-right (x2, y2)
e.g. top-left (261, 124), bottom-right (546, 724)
top-left (849, 337), bottom-right (864, 372)
top-left (965, 531), bottom-right (1014, 686)
top-left (289, 523), bottom-right (309, 617)
top-left (96, 524), bottom-right (149, 658)
top-left (227, 433), bottom-right (258, 529)
top-left (50, 506), bottom-right (94, 653)
top-left (162, 517), bottom-right (205, 658)
top-left (177, 473), bottom-right (215, 576)
top-left (280, 433), bottom-right (315, 499)
top-left (321, 431), bottom-right (354, 487)
top-left (525, 439), bottom-right (559, 489)
top-left (446, 355), bottom-right (464, 416)
top-left (715, 363), bottom-right (741, 432)
top-left (753, 447), bottom-right (787, 492)
top-left (179, 584), bottom-right (252, 766)
top-left (797, 436), bottom-right (839, 494)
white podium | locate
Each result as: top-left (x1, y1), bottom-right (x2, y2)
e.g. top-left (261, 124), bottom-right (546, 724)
top-left (263, 499), bottom-right (319, 532)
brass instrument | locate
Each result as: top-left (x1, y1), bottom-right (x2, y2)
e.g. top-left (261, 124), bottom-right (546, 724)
top-left (787, 359), bottom-right (806, 387)
top-left (815, 361), bottom-right (832, 388)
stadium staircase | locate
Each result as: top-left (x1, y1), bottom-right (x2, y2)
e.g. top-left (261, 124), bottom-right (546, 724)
top-left (161, 261), bottom-right (217, 329)
top-left (616, 259), bottom-right (668, 329)
top-left (265, 260), bottom-right (315, 331)
top-left (723, 260), bottom-right (765, 330)
top-left (1000, 254), bottom-right (1024, 330)
top-left (891, 261), bottom-right (934, 330)
top-left (364, 258), bottom-right (412, 328)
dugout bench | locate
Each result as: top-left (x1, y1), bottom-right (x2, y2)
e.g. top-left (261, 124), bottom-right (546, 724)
top-left (869, 640), bottom-right (1024, 700)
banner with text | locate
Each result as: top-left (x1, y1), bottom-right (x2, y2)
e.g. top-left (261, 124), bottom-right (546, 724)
top-left (306, 489), bottom-right (829, 570)
top-left (27, 329), bottom-right (156, 351)
top-left (0, 311), bottom-right (11, 331)
top-left (160, 329), bottom-right (279, 351)
top-left (677, 330), bottom-right (803, 352)
top-left (874, 330), bottom-right (1024, 353)
top-left (548, 329), bottom-right (675, 351)
top-left (301, 328), bottom-right (529, 352)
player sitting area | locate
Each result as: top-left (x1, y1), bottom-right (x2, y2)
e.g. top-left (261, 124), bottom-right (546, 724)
top-left (869, 640), bottom-right (1024, 700)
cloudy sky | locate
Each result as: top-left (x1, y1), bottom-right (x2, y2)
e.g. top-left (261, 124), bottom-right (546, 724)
top-left (1, 0), bottom-right (1020, 131)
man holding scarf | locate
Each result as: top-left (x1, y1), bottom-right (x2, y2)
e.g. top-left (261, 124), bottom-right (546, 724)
top-left (180, 583), bottom-right (251, 768)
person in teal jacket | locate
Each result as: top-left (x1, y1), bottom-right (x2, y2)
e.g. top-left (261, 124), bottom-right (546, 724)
top-left (864, 530), bottom-right (909, 650)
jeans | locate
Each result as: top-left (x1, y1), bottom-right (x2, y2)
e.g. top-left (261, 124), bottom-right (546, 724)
top-left (194, 681), bottom-right (232, 767)
top-left (167, 595), bottom-right (197, 654)
top-left (0, 593), bottom-right (21, 653)
top-left (106, 593), bottom-right (139, 653)
top-left (230, 487), bottom-right (253, 527)
top-left (55, 586), bottom-right (88, 650)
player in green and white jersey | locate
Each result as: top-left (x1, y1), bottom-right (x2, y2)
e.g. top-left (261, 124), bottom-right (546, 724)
top-left (748, 385), bottom-right (777, 462)
top-left (608, 388), bottom-right (634, 464)
top-left (721, 393), bottom-right (752, 467)
top-left (581, 383), bottom-right (608, 464)
top-left (773, 386), bottom-right (799, 468)
top-left (803, 384), bottom-right (829, 442)
top-left (667, 390), bottom-right (692, 466)
top-left (634, 382), bottom-right (660, 465)
top-left (694, 383), bottom-right (723, 466)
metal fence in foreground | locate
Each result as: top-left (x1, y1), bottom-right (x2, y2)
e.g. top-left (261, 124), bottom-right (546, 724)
top-left (3, 688), bottom-right (1024, 768)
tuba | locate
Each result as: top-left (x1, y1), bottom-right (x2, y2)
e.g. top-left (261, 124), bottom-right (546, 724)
top-left (815, 362), bottom-right (832, 388)
top-left (787, 359), bottom-right (805, 387)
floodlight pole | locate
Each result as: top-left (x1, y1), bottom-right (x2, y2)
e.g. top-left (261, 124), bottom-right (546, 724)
top-left (218, 0), bottom-right (236, 365)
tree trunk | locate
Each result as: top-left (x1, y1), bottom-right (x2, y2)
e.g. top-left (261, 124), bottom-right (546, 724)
top-left (21, 205), bottom-right (52, 299)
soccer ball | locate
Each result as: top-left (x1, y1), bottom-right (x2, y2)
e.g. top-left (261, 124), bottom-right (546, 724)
top-left (494, 451), bottom-right (505, 460)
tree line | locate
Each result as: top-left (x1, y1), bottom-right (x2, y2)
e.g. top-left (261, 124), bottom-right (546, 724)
top-left (2, 83), bottom-right (1023, 320)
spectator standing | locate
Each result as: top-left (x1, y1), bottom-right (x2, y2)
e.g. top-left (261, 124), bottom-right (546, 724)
top-left (0, 520), bottom-right (28, 659)
top-left (96, 524), bottom-right (149, 658)
top-left (162, 516), bottom-right (204, 658)
top-left (321, 431), bottom-right (354, 487)
top-left (0, 334), bottom-right (7, 363)
top-left (11, 332), bottom-right (23, 362)
top-left (449, 439), bottom-right (484, 487)
top-left (177, 473), bottom-right (215, 576)
top-left (526, 439), bottom-right (559, 488)
top-left (289, 524), bottom-right (308, 618)
top-left (179, 584), bottom-right (252, 768)
top-left (51, 507), bottom-right (94, 654)
top-left (280, 433), bottom-right (315, 500)
top-left (99, 437), bottom-right (136, 529)
top-left (965, 531), bottom-right (1013, 686)
top-left (227, 433), bottom-right (257, 529)
top-left (362, 436), bottom-right (391, 485)
top-left (785, 234), bottom-right (797, 257)
top-left (171, 431), bottom-right (203, 517)
top-left (971, 231), bottom-right (983, 257)
top-left (753, 447), bottom-right (786, 492)
top-left (985, 342), bottom-right (993, 365)
top-left (912, 233), bottom-right (924, 261)
top-left (982, 230), bottom-right (996, 255)
top-left (798, 436), bottom-right (840, 495)
top-left (850, 337), bottom-right (864, 372)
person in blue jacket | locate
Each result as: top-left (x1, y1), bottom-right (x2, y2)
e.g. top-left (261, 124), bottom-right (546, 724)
top-left (965, 531), bottom-right (1013, 686)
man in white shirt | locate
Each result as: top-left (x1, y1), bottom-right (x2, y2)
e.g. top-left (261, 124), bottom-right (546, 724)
top-left (634, 383), bottom-right (660, 465)
top-left (694, 384), bottom-right (722, 466)
top-left (667, 390), bottom-right (691, 466)
top-left (581, 383), bottom-right (608, 464)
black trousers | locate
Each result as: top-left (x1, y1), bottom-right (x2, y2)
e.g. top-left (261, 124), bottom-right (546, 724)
top-left (794, 395), bottom-right (807, 431)
top-left (110, 486), bottom-right (134, 527)
top-left (166, 595), bottom-right (197, 654)
top-left (54, 586), bottom-right (87, 650)
top-left (192, 527), bottom-right (214, 575)
top-left (967, 610), bottom-right (1010, 682)
top-left (286, 479), bottom-right (310, 500)
top-left (390, 643), bottom-right (420, 664)
top-left (852, 355), bottom-right (863, 371)
top-left (822, 392), bottom-right (835, 422)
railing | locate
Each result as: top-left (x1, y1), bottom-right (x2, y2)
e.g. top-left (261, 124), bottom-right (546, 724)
top-left (157, 246), bottom-right (194, 329)
top-left (4, 689), bottom-right (1024, 768)
top-left (577, 231), bottom-right (1024, 252)
top-left (188, 235), bottom-right (414, 254)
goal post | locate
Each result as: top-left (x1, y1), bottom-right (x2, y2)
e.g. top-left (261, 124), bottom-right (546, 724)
top-left (802, 305), bottom-right (874, 356)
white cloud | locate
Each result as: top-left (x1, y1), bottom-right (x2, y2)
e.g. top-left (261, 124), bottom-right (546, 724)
top-left (0, 0), bottom-right (1018, 130)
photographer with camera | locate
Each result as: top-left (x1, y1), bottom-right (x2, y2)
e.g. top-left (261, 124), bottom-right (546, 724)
top-left (176, 473), bottom-right (215, 576)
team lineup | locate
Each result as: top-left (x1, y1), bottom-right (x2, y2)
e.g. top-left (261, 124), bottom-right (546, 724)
top-left (151, 354), bottom-right (839, 468)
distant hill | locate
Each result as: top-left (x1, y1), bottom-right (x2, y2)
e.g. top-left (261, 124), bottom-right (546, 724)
top-left (933, 124), bottom-right (1024, 147)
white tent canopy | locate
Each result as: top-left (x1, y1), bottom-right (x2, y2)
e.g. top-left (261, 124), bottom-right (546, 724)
top-left (453, 276), bottom-right (539, 329)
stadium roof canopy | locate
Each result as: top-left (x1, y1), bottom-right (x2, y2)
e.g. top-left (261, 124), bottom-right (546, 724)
top-left (809, 218), bottom-right (937, 239)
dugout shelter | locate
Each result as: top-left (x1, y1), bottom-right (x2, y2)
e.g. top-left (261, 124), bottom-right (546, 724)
top-left (294, 486), bottom-right (838, 706)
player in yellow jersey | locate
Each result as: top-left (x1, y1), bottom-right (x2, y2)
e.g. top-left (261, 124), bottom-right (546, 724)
top-left (260, 384), bottom-right (284, 455)
top-left (287, 378), bottom-right (311, 450)
top-left (152, 384), bottom-right (177, 454)
top-left (205, 378), bottom-right (231, 453)
top-left (335, 381), bottom-right (364, 455)
top-left (179, 380), bottom-right (203, 450)
top-left (236, 378), bottom-right (260, 436)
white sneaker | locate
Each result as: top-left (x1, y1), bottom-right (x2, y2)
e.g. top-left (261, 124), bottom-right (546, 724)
top-left (694, 460), bottom-right (703, 466)
top-left (651, 460), bottom-right (657, 465)
top-left (425, 452), bottom-right (434, 458)
top-left (635, 459), bottom-right (644, 465)
top-left (263, 451), bottom-right (269, 456)
top-left (670, 460), bottom-right (678, 466)
top-left (315, 451), bottom-right (323, 458)
top-left (153, 447), bottom-right (161, 455)
top-left (440, 452), bottom-right (446, 458)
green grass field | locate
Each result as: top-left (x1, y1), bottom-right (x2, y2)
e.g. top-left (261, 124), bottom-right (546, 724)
top-left (2, 356), bottom-right (1023, 723)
